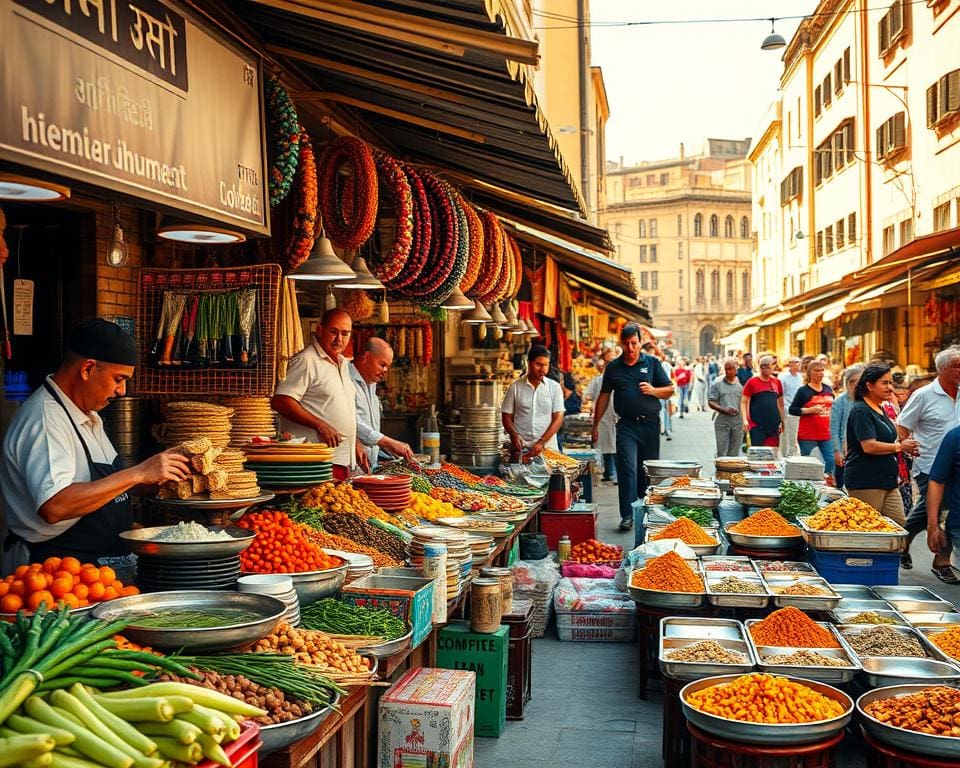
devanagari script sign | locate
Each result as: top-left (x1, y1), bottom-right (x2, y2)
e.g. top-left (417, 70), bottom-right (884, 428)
top-left (0, 0), bottom-right (268, 235)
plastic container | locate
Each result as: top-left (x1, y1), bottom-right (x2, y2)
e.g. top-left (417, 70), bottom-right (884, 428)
top-left (806, 547), bottom-right (900, 586)
top-left (540, 505), bottom-right (598, 550)
top-left (197, 722), bottom-right (260, 768)
top-left (555, 609), bottom-right (636, 642)
top-left (237, 574), bottom-right (294, 595)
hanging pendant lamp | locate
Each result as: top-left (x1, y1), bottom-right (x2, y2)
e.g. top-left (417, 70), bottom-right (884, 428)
top-left (440, 287), bottom-right (475, 310)
top-left (487, 303), bottom-right (508, 326)
top-left (288, 233), bottom-right (357, 282)
top-left (336, 255), bottom-right (383, 289)
top-left (761, 19), bottom-right (786, 50)
top-left (461, 300), bottom-right (493, 325)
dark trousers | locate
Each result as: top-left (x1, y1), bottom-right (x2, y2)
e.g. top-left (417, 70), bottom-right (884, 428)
top-left (602, 453), bottom-right (617, 480)
top-left (615, 418), bottom-right (660, 522)
top-left (905, 472), bottom-right (930, 535)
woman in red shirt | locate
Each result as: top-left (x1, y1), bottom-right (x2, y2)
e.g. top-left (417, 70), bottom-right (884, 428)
top-left (674, 359), bottom-right (693, 417)
top-left (788, 359), bottom-right (835, 476)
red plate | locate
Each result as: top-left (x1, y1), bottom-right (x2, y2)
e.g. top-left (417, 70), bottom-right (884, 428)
top-left (352, 474), bottom-right (411, 486)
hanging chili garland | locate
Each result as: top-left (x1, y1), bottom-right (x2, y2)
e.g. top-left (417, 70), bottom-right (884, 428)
top-left (342, 289), bottom-right (376, 321)
top-left (418, 181), bottom-right (470, 306)
top-left (319, 136), bottom-right (378, 250)
top-left (266, 75), bottom-right (301, 208)
top-left (367, 151), bottom-right (413, 283)
top-left (284, 129), bottom-right (318, 270)
top-left (483, 226), bottom-right (513, 303)
top-left (388, 164), bottom-right (432, 290)
top-left (403, 170), bottom-right (458, 298)
top-left (472, 210), bottom-right (505, 299)
top-left (505, 234), bottom-right (523, 298)
top-left (458, 195), bottom-right (484, 295)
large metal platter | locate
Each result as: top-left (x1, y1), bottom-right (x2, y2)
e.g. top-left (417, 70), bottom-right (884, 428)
top-left (916, 626), bottom-right (960, 664)
top-left (858, 656), bottom-right (960, 688)
top-left (756, 561), bottom-right (818, 575)
top-left (643, 460), bottom-right (702, 477)
top-left (662, 617), bottom-right (743, 641)
top-left (763, 575), bottom-right (842, 611)
top-left (628, 562), bottom-right (705, 608)
top-left (857, 684), bottom-right (960, 758)
top-left (91, 590), bottom-right (285, 652)
top-left (723, 521), bottom-right (802, 550)
top-left (746, 621), bottom-right (859, 683)
top-left (873, 585), bottom-right (943, 602)
top-left (903, 612), bottom-right (960, 628)
top-left (837, 598), bottom-right (894, 613)
top-left (831, 584), bottom-right (879, 600)
top-left (679, 674), bottom-right (853, 745)
top-left (705, 573), bottom-right (770, 609)
top-left (700, 556), bottom-right (757, 575)
top-left (888, 599), bottom-right (958, 615)
top-left (151, 493), bottom-right (275, 511)
top-left (644, 526), bottom-right (721, 557)
top-left (120, 525), bottom-right (254, 559)
top-left (733, 487), bottom-right (782, 508)
top-left (666, 487), bottom-right (721, 509)
top-left (659, 617), bottom-right (756, 680)
top-left (259, 697), bottom-right (340, 754)
top-left (838, 624), bottom-right (940, 661)
top-left (796, 516), bottom-right (908, 553)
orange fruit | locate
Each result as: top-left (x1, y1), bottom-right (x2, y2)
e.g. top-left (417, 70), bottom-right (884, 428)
top-left (72, 583), bottom-right (89, 600)
top-left (98, 566), bottom-right (116, 586)
top-left (88, 582), bottom-right (106, 601)
top-left (50, 578), bottom-right (74, 599)
top-left (53, 570), bottom-right (73, 582)
top-left (102, 586), bottom-right (119, 601)
top-left (14, 565), bottom-right (29, 579)
top-left (9, 580), bottom-right (25, 597)
top-left (42, 557), bottom-right (62, 574)
top-left (0, 583), bottom-right (8, 597)
top-left (120, 585), bottom-right (140, 597)
top-left (58, 593), bottom-right (80, 609)
top-left (1, 594), bottom-right (23, 613)
top-left (27, 591), bottom-right (54, 611)
top-left (77, 598), bottom-right (90, 607)
top-left (79, 567), bottom-right (100, 586)
top-left (60, 557), bottom-right (82, 576)
top-left (25, 573), bottom-right (48, 593)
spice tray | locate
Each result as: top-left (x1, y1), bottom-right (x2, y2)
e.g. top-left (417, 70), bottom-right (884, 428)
top-left (705, 573), bottom-right (771, 608)
top-left (796, 516), bottom-right (908, 552)
top-left (752, 631), bottom-right (861, 684)
top-left (831, 584), bottom-right (879, 600)
top-left (902, 611), bottom-right (960, 628)
top-left (659, 617), bottom-right (756, 680)
top-left (700, 556), bottom-right (757, 574)
top-left (628, 562), bottom-right (705, 609)
top-left (915, 626), bottom-right (960, 664)
top-left (836, 598), bottom-right (893, 613)
top-left (829, 609), bottom-right (909, 627)
top-left (762, 575), bottom-right (842, 611)
top-left (837, 624), bottom-right (946, 662)
top-left (756, 561), bottom-right (818, 575)
top-left (858, 656), bottom-right (960, 688)
top-left (857, 684), bottom-right (960, 758)
top-left (643, 526), bottom-right (722, 556)
top-left (723, 522), bottom-right (802, 550)
top-left (679, 674), bottom-right (853, 745)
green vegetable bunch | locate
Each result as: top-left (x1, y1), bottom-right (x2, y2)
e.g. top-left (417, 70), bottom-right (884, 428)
top-left (777, 481), bottom-right (818, 521)
top-left (666, 506), bottom-right (716, 526)
top-left (300, 599), bottom-right (407, 640)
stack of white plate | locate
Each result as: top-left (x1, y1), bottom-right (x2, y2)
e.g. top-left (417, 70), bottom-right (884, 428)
top-left (237, 574), bottom-right (300, 626)
top-left (322, 549), bottom-right (375, 584)
top-left (466, 533), bottom-right (496, 565)
top-left (408, 526), bottom-right (473, 600)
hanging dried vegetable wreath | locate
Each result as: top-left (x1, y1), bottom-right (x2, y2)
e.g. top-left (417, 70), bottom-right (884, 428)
top-left (285, 129), bottom-right (318, 271)
top-left (387, 164), bottom-right (432, 290)
top-left (505, 234), bottom-right (524, 298)
top-left (457, 195), bottom-right (484, 295)
top-left (483, 225), bottom-right (514, 304)
top-left (266, 75), bottom-right (301, 207)
top-left (319, 136), bottom-right (378, 250)
top-left (367, 151), bottom-right (413, 284)
top-left (401, 170), bottom-right (458, 298)
top-left (418, 182), bottom-right (470, 306)
top-left (471, 210), bottom-right (505, 299)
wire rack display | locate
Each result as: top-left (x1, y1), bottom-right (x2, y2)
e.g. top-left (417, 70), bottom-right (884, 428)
top-left (137, 265), bottom-right (281, 396)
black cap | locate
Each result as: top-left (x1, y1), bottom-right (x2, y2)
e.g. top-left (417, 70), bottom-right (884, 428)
top-left (66, 318), bottom-right (138, 366)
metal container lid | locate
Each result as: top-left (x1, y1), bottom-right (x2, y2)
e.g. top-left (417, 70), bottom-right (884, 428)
top-left (472, 577), bottom-right (500, 587)
top-left (480, 567), bottom-right (511, 577)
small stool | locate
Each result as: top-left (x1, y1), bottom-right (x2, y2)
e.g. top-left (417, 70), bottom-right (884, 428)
top-left (687, 722), bottom-right (843, 767)
top-left (662, 675), bottom-right (691, 767)
top-left (861, 727), bottom-right (958, 768)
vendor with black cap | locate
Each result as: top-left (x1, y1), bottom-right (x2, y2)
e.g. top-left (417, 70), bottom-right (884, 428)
top-left (1, 319), bottom-right (191, 569)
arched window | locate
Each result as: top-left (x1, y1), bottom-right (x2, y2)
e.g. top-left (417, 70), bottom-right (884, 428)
top-left (726, 270), bottom-right (734, 302)
top-left (741, 271), bottom-right (750, 305)
top-left (740, 216), bottom-right (749, 239)
top-left (724, 215), bottom-right (734, 238)
top-left (694, 213), bottom-right (703, 237)
top-left (709, 214), bottom-right (719, 237)
top-left (695, 269), bottom-right (705, 303)
top-left (710, 269), bottom-right (720, 300)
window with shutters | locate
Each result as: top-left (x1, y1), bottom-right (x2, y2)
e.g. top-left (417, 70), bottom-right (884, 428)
top-left (640, 272), bottom-right (648, 290)
top-left (724, 216), bottom-right (734, 238)
top-left (816, 231), bottom-right (824, 259)
top-left (741, 272), bottom-right (749, 306)
top-left (834, 61), bottom-right (843, 94)
top-left (900, 219), bottom-right (913, 245)
top-left (876, 112), bottom-right (907, 160)
top-left (646, 174), bottom-right (656, 185)
top-left (815, 85), bottom-right (822, 117)
top-left (740, 216), bottom-right (749, 239)
top-left (726, 271), bottom-right (734, 303)
top-left (679, 295), bottom-right (683, 311)
top-left (650, 245), bottom-right (658, 262)
top-left (709, 214), bottom-right (719, 237)
top-left (843, 48), bottom-right (851, 82)
top-left (836, 218), bottom-right (845, 249)
top-left (823, 74), bottom-right (833, 107)
top-left (650, 219), bottom-right (658, 237)
top-left (679, 270), bottom-right (683, 289)
top-left (638, 220), bottom-right (646, 238)
top-left (848, 212), bottom-right (856, 244)
top-left (882, 225), bottom-right (896, 256)
top-left (660, 173), bottom-right (669, 185)
top-left (927, 70), bottom-right (960, 128)
top-left (834, 129), bottom-right (846, 170)
top-left (677, 214), bottom-right (682, 236)
top-left (826, 224), bottom-right (835, 255)
top-left (879, 0), bottom-right (908, 57)
top-left (844, 121), bottom-right (855, 163)
top-left (639, 245), bottom-right (647, 263)
top-left (678, 242), bottom-right (683, 260)
top-left (710, 270), bottom-right (720, 302)
top-left (694, 213), bottom-right (703, 236)
top-left (934, 202), bottom-right (951, 231)
top-left (695, 270), bottom-right (705, 303)
top-left (651, 271), bottom-right (659, 290)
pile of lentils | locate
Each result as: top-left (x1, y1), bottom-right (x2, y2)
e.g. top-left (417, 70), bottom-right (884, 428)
top-left (153, 668), bottom-right (314, 724)
top-left (665, 640), bottom-right (747, 664)
top-left (844, 625), bottom-right (927, 657)
top-left (320, 513), bottom-right (408, 561)
top-left (710, 576), bottom-right (765, 594)
top-left (762, 650), bottom-right (848, 667)
top-left (843, 611), bottom-right (898, 625)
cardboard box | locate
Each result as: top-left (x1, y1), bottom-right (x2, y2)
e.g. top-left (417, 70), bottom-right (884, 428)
top-left (378, 667), bottom-right (475, 768)
top-left (436, 623), bottom-right (508, 738)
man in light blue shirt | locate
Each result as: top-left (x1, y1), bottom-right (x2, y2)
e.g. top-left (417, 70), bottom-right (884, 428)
top-left (349, 337), bottom-right (414, 469)
top-left (778, 356), bottom-right (803, 457)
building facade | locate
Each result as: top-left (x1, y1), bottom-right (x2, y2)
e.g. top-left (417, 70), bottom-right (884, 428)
top-left (602, 141), bottom-right (753, 354)
top-left (740, 0), bottom-right (960, 368)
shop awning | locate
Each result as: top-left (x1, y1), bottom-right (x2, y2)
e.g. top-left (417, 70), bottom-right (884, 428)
top-left (718, 326), bottom-right (759, 346)
top-left (236, 0), bottom-right (599, 245)
top-left (853, 226), bottom-right (960, 279)
top-left (570, 275), bottom-right (650, 322)
top-left (759, 310), bottom-right (793, 327)
top-left (644, 326), bottom-right (672, 339)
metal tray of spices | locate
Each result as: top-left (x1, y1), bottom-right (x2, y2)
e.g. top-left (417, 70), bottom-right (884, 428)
top-left (723, 521), bottom-right (802, 550)
top-left (665, 487), bottom-right (721, 509)
top-left (830, 609), bottom-right (909, 627)
top-left (873, 586), bottom-right (943, 602)
top-left (857, 684), bottom-right (960, 759)
top-left (644, 526), bottom-right (722, 557)
top-left (902, 612), bottom-right (960, 628)
top-left (887, 599), bottom-right (958, 615)
top-left (836, 598), bottom-right (893, 613)
top-left (838, 624), bottom-right (940, 661)
top-left (628, 561), bottom-right (706, 609)
top-left (858, 656), bottom-right (960, 688)
top-left (796, 516), bottom-right (908, 553)
top-left (705, 573), bottom-right (771, 609)
top-left (763, 575), bottom-right (842, 611)
top-left (915, 626), bottom-right (960, 664)
top-left (700, 556), bottom-right (757, 574)
top-left (752, 626), bottom-right (861, 684)
top-left (756, 561), bottom-right (818, 575)
top-left (831, 584), bottom-right (879, 600)
top-left (659, 617), bottom-right (756, 680)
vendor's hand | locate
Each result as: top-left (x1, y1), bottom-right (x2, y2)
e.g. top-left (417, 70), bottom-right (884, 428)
top-left (314, 419), bottom-right (342, 447)
top-left (928, 525), bottom-right (947, 555)
top-left (136, 450), bottom-right (191, 485)
top-left (742, 421), bottom-right (750, 432)
top-left (524, 441), bottom-right (544, 460)
top-left (382, 437), bottom-right (414, 461)
top-left (834, 451), bottom-right (845, 468)
top-left (356, 441), bottom-right (371, 474)
top-left (591, 428), bottom-right (599, 445)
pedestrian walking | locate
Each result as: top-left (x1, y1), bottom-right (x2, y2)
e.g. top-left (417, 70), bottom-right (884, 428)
top-left (708, 358), bottom-right (744, 456)
top-left (830, 364), bottom-right (864, 489)
top-left (737, 352), bottom-right (755, 385)
top-left (693, 357), bottom-right (709, 411)
top-left (896, 346), bottom-right (960, 581)
top-left (924, 423), bottom-right (960, 572)
top-left (789, 359), bottom-right (836, 477)
top-left (651, 344), bottom-right (674, 440)
top-left (740, 354), bottom-right (784, 452)
top-left (778, 356), bottom-right (803, 457)
top-left (585, 347), bottom-right (618, 483)
top-left (674, 358), bottom-right (693, 417)
top-left (593, 323), bottom-right (674, 531)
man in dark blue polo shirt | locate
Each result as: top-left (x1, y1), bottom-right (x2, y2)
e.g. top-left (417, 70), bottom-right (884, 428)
top-left (593, 323), bottom-right (674, 530)
top-left (925, 424), bottom-right (960, 571)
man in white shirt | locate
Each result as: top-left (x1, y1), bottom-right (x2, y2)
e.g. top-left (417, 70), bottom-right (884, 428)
top-left (896, 346), bottom-right (960, 581)
top-left (501, 345), bottom-right (565, 462)
top-left (585, 346), bottom-right (618, 481)
top-left (272, 309), bottom-right (363, 478)
top-left (778, 356), bottom-right (803, 457)
top-left (349, 337), bottom-right (414, 469)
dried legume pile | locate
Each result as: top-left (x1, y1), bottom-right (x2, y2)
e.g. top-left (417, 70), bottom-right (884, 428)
top-left (703, 561), bottom-right (753, 572)
top-left (762, 650), bottom-right (848, 667)
top-left (844, 611), bottom-right (898, 625)
top-left (666, 640), bottom-right (746, 664)
top-left (773, 583), bottom-right (832, 596)
top-left (631, 551), bottom-right (704, 593)
top-left (844, 625), bottom-right (926, 657)
top-left (729, 508), bottom-right (800, 536)
top-left (711, 576), bottom-right (765, 594)
top-left (749, 607), bottom-right (840, 648)
top-left (863, 686), bottom-right (960, 737)
top-left (928, 625), bottom-right (960, 661)
top-left (760, 562), bottom-right (810, 572)
top-left (685, 673), bottom-right (847, 723)
top-left (651, 517), bottom-right (718, 546)
top-left (320, 512), bottom-right (408, 561)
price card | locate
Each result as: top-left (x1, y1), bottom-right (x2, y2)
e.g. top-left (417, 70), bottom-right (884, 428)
top-left (12, 279), bottom-right (33, 336)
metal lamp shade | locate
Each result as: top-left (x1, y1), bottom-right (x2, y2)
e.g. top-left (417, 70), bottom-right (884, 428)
top-left (336, 256), bottom-right (383, 289)
top-left (440, 286), bottom-right (475, 310)
top-left (461, 300), bottom-right (493, 324)
top-left (288, 234), bottom-right (357, 282)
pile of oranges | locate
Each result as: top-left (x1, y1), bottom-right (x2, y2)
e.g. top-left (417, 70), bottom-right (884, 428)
top-left (567, 539), bottom-right (623, 564)
top-left (0, 556), bottom-right (139, 613)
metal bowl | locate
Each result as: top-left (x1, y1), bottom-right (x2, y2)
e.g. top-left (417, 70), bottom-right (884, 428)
top-left (120, 525), bottom-right (255, 559)
top-left (91, 591), bottom-right (285, 652)
top-left (680, 674), bottom-right (853, 744)
top-left (628, 583), bottom-right (705, 609)
top-left (357, 626), bottom-right (413, 658)
top-left (857, 684), bottom-right (960, 758)
top-left (859, 657), bottom-right (960, 688)
top-left (723, 521), bottom-right (802, 550)
top-left (287, 564), bottom-right (348, 606)
top-left (733, 487), bottom-right (782, 508)
top-left (259, 698), bottom-right (340, 754)
top-left (643, 460), bottom-right (702, 478)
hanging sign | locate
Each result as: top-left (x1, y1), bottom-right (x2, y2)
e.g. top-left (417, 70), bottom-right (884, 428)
top-left (0, 0), bottom-right (268, 235)
top-left (12, 278), bottom-right (33, 336)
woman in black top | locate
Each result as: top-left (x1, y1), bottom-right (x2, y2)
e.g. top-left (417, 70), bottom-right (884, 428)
top-left (844, 363), bottom-right (919, 525)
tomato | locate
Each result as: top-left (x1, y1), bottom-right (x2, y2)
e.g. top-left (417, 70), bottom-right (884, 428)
top-left (50, 577), bottom-right (74, 599)
top-left (79, 567), bottom-right (101, 586)
top-left (42, 557), bottom-right (62, 574)
top-left (60, 557), bottom-right (82, 576)
top-left (26, 590), bottom-right (55, 611)
top-left (1, 594), bottom-right (23, 613)
top-left (98, 566), bottom-right (116, 586)
top-left (24, 573), bottom-right (47, 594)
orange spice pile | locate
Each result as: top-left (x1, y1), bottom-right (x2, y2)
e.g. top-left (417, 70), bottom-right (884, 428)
top-left (685, 673), bottom-right (847, 724)
top-left (928, 626), bottom-right (960, 661)
top-left (651, 517), bottom-right (718, 546)
top-left (729, 508), bottom-right (800, 537)
top-left (749, 606), bottom-right (839, 648)
top-left (631, 551), bottom-right (704, 593)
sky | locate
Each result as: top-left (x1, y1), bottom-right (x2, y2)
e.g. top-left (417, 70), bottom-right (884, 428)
top-left (551, 1), bottom-right (817, 164)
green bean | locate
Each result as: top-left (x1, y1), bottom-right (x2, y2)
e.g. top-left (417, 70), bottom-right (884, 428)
top-left (300, 599), bottom-right (406, 639)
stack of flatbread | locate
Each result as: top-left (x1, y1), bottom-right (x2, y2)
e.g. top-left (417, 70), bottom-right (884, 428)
top-left (222, 397), bottom-right (277, 447)
top-left (157, 439), bottom-right (262, 500)
top-left (161, 401), bottom-right (233, 449)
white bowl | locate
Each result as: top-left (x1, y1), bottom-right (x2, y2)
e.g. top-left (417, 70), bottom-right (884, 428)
top-left (238, 574), bottom-right (294, 595)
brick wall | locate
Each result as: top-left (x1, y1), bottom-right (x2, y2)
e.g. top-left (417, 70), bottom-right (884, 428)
top-left (92, 202), bottom-right (143, 320)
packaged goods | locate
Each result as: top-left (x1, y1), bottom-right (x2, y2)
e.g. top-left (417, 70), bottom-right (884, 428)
top-left (684, 673), bottom-right (847, 723)
top-left (749, 607), bottom-right (840, 648)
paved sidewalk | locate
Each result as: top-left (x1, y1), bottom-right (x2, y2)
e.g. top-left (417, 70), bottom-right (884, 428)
top-left (474, 406), bottom-right (959, 767)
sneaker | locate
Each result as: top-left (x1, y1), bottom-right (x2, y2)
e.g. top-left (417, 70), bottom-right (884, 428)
top-left (931, 566), bottom-right (960, 584)
top-left (618, 518), bottom-right (633, 531)
top-left (666, 434), bottom-right (672, 441)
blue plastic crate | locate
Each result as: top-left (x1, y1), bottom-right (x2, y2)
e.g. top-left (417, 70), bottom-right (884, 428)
top-left (806, 547), bottom-right (900, 586)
